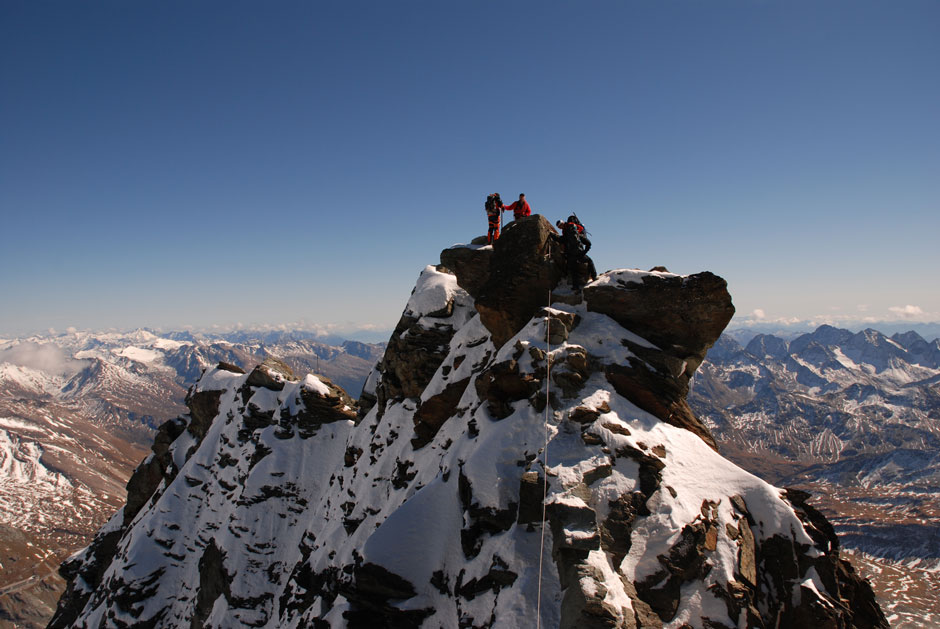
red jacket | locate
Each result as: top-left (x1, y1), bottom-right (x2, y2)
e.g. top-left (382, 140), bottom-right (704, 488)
top-left (506, 199), bottom-right (532, 219)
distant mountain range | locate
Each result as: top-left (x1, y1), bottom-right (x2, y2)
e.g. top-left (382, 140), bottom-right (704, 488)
top-left (724, 320), bottom-right (940, 344)
top-left (0, 330), bottom-right (383, 628)
top-left (694, 324), bottom-right (940, 465)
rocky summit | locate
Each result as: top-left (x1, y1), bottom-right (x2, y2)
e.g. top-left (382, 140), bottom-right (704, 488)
top-left (50, 216), bottom-right (886, 628)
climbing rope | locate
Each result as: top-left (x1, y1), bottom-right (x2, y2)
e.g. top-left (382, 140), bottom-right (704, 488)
top-left (536, 290), bottom-right (552, 629)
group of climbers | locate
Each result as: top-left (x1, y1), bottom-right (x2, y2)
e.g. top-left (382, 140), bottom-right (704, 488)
top-left (484, 193), bottom-right (531, 244)
top-left (482, 193), bottom-right (596, 291)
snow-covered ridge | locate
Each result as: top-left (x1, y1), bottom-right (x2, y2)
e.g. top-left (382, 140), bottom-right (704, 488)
top-left (50, 217), bottom-right (886, 628)
top-left (589, 267), bottom-right (682, 289)
top-left (404, 266), bottom-right (462, 318)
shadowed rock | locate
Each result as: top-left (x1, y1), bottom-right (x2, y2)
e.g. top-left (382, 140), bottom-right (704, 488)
top-left (371, 310), bottom-right (458, 414)
top-left (584, 271), bottom-right (734, 375)
top-left (606, 360), bottom-right (718, 450)
top-left (579, 271), bottom-right (734, 450)
top-left (246, 356), bottom-right (296, 391)
top-left (186, 389), bottom-right (223, 441)
top-left (473, 215), bottom-right (566, 347)
top-left (412, 377), bottom-right (471, 448)
top-left (341, 563), bottom-right (433, 627)
top-left (440, 244), bottom-right (493, 299)
top-left (285, 375), bottom-right (359, 438)
top-left (474, 359), bottom-right (541, 419)
top-left (125, 417), bottom-right (186, 526)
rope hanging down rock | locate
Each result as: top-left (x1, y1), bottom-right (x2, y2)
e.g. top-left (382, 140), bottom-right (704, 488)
top-left (536, 291), bottom-right (552, 629)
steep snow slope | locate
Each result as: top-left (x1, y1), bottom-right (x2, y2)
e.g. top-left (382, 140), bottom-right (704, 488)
top-left (51, 217), bottom-right (885, 628)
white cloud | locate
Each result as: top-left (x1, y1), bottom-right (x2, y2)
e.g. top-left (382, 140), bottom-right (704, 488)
top-left (0, 342), bottom-right (89, 377)
top-left (149, 320), bottom-right (392, 340)
top-left (730, 305), bottom-right (940, 334)
top-left (731, 312), bottom-right (804, 327)
top-left (889, 304), bottom-right (925, 318)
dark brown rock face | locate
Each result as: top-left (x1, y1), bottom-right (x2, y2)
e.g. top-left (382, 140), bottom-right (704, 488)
top-left (192, 540), bottom-right (232, 629)
top-left (584, 271), bottom-right (734, 375)
top-left (282, 375), bottom-right (359, 438)
top-left (299, 377), bottom-right (357, 423)
top-left (474, 358), bottom-right (542, 420)
top-left (186, 389), bottom-right (223, 441)
top-left (365, 266), bottom-right (466, 418)
top-left (581, 272), bottom-right (734, 450)
top-left (473, 215), bottom-right (566, 347)
top-left (681, 492), bottom-right (890, 629)
top-left (781, 490), bottom-right (888, 629)
top-left (440, 244), bottom-right (493, 299)
top-left (605, 360), bottom-right (718, 450)
top-left (412, 377), bottom-right (471, 448)
top-left (246, 356), bottom-right (296, 391)
top-left (369, 315), bottom-right (456, 415)
top-left (124, 416), bottom-right (186, 527)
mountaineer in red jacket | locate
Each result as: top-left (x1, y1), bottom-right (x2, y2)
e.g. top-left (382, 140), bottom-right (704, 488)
top-left (505, 193), bottom-right (532, 221)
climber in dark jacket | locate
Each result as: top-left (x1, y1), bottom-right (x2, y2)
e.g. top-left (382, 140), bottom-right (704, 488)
top-left (555, 215), bottom-right (597, 291)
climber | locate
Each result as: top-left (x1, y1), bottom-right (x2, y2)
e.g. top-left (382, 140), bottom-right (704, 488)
top-left (554, 214), bottom-right (597, 291)
top-left (485, 193), bottom-right (503, 244)
top-left (504, 193), bottom-right (532, 221)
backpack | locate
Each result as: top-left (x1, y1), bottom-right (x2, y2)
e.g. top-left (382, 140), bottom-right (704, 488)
top-left (567, 214), bottom-right (585, 234)
top-left (485, 194), bottom-right (502, 215)
top-left (562, 222), bottom-right (586, 256)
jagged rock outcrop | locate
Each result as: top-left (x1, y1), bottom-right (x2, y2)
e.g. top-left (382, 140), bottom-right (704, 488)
top-left (473, 216), bottom-right (566, 347)
top-left (439, 243), bottom-right (492, 299)
top-left (245, 355), bottom-right (294, 391)
top-left (584, 271), bottom-right (734, 373)
top-left (584, 270), bottom-right (734, 450)
top-left (123, 415), bottom-right (186, 527)
top-left (360, 265), bottom-right (476, 419)
top-left (52, 218), bottom-right (886, 628)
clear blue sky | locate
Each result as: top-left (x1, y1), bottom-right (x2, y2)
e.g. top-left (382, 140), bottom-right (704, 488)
top-left (2, 0), bottom-right (938, 337)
